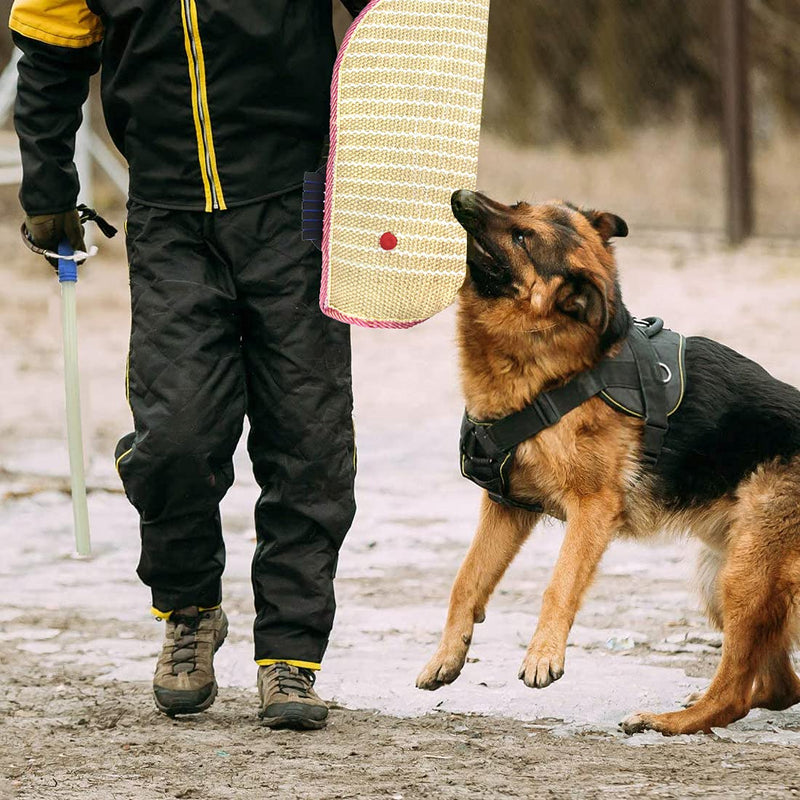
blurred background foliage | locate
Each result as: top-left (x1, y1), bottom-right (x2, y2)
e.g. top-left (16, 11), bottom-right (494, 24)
top-left (483, 0), bottom-right (798, 148)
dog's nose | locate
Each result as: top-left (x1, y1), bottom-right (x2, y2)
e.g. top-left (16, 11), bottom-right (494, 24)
top-left (451, 189), bottom-right (477, 216)
top-left (450, 189), bottom-right (475, 211)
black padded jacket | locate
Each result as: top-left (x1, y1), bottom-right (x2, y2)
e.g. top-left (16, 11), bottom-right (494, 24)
top-left (10, 0), bottom-right (369, 214)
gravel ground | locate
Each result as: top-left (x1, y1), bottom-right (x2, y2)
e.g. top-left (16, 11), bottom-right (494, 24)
top-left (1, 216), bottom-right (800, 799)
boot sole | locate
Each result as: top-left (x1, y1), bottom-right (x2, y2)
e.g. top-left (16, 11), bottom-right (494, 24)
top-left (155, 681), bottom-right (218, 717)
top-left (259, 713), bottom-right (327, 731)
top-left (153, 618), bottom-right (229, 717)
top-left (258, 700), bottom-right (328, 730)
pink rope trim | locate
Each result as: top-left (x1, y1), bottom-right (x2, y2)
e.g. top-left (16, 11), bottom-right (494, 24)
top-left (322, 0), bottom-right (430, 330)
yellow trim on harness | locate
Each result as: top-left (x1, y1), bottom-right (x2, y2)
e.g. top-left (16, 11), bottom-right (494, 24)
top-left (599, 334), bottom-right (686, 418)
top-left (256, 659), bottom-right (322, 671)
top-left (598, 391), bottom-right (640, 418)
top-left (670, 335), bottom-right (687, 416)
top-left (462, 413), bottom-right (518, 499)
top-left (9, 0), bottom-right (103, 49)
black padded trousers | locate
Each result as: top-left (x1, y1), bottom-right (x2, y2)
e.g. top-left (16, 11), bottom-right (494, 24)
top-left (115, 189), bottom-right (356, 666)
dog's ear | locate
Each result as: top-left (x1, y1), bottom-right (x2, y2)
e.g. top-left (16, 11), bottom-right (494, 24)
top-left (556, 276), bottom-right (609, 333)
top-left (583, 210), bottom-right (628, 242)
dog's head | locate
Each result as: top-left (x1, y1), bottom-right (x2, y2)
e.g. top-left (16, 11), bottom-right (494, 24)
top-left (452, 190), bottom-right (629, 348)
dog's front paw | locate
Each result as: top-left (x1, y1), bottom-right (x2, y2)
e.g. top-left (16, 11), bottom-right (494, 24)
top-left (619, 711), bottom-right (658, 735)
top-left (416, 647), bottom-right (468, 691)
top-left (518, 650), bottom-right (565, 689)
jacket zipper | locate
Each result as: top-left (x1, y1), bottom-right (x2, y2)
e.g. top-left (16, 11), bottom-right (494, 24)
top-left (180, 0), bottom-right (225, 211)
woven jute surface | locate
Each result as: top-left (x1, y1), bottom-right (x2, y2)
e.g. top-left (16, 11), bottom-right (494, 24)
top-left (323, 0), bottom-right (490, 327)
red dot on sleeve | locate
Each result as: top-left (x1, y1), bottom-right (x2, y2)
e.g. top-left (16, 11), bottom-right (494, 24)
top-left (380, 232), bottom-right (398, 251)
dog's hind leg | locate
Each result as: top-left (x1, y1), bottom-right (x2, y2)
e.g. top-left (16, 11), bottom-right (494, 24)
top-left (686, 649), bottom-right (800, 711)
top-left (416, 496), bottom-right (538, 690)
top-left (623, 542), bottom-right (789, 734)
top-left (624, 464), bottom-right (800, 734)
top-left (751, 649), bottom-right (800, 710)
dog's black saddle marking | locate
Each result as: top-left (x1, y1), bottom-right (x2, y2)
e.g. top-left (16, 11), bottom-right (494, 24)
top-left (460, 317), bottom-right (686, 512)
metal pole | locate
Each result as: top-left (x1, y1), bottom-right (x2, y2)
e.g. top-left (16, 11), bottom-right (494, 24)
top-left (720, 0), bottom-right (753, 244)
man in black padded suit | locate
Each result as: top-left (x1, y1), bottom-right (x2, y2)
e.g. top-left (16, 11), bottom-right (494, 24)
top-left (11, 0), bottom-right (369, 729)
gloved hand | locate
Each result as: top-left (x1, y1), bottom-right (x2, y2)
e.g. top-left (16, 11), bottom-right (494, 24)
top-left (24, 209), bottom-right (86, 268)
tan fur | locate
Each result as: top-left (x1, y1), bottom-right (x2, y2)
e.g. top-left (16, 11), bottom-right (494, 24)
top-left (416, 195), bottom-right (800, 735)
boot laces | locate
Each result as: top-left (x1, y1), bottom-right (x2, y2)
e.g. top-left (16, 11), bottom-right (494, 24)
top-left (169, 611), bottom-right (203, 675)
top-left (273, 663), bottom-right (316, 697)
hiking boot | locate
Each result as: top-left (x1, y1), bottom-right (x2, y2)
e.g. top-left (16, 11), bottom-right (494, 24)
top-left (152, 606), bottom-right (228, 716)
top-left (257, 663), bottom-right (328, 730)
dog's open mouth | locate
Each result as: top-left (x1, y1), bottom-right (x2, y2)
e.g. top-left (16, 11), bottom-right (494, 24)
top-left (466, 234), bottom-right (507, 277)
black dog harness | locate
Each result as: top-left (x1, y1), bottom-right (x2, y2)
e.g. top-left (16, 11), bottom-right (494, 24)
top-left (460, 318), bottom-right (685, 511)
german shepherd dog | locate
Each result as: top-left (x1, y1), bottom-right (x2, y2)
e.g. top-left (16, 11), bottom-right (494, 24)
top-left (416, 190), bottom-right (800, 735)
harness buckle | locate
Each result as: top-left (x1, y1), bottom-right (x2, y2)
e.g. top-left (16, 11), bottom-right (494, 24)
top-left (471, 422), bottom-right (505, 459)
top-left (533, 393), bottom-right (560, 428)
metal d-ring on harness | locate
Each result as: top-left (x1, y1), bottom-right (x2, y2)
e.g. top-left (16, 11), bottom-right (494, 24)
top-left (459, 318), bottom-right (677, 512)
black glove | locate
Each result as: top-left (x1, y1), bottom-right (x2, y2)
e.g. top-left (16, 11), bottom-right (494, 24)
top-left (22, 205), bottom-right (117, 269)
top-left (24, 209), bottom-right (86, 268)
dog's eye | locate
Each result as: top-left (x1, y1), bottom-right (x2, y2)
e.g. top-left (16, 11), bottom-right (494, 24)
top-left (513, 230), bottom-right (526, 247)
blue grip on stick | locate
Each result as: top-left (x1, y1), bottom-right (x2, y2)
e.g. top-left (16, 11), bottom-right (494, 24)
top-left (58, 240), bottom-right (77, 283)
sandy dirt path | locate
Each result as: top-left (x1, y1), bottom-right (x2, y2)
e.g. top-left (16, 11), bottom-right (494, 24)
top-left (1, 219), bottom-right (800, 798)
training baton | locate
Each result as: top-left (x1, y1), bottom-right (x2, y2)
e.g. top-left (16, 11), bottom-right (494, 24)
top-left (58, 240), bottom-right (91, 557)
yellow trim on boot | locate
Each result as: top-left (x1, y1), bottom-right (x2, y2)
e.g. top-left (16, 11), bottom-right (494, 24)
top-left (256, 658), bottom-right (321, 671)
top-left (151, 604), bottom-right (220, 621)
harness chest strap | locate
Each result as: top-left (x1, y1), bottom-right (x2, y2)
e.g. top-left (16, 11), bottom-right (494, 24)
top-left (473, 371), bottom-right (607, 455)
